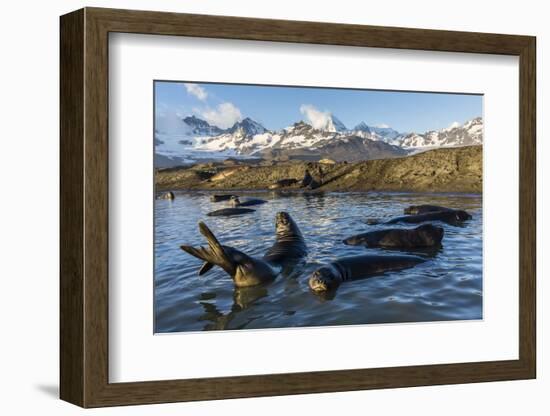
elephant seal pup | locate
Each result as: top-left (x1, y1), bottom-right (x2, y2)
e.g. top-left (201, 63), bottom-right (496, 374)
top-left (157, 191), bottom-right (175, 200)
top-left (229, 196), bottom-right (267, 207)
top-left (206, 208), bottom-right (255, 217)
top-left (308, 254), bottom-right (426, 293)
top-left (385, 210), bottom-right (472, 226)
top-left (404, 204), bottom-right (455, 215)
top-left (343, 224), bottom-right (444, 248)
top-left (210, 194), bottom-right (238, 202)
top-left (181, 212), bottom-right (307, 287)
top-left (262, 211), bottom-right (308, 266)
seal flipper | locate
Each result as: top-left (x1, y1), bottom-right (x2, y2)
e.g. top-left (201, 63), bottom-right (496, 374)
top-left (198, 262), bottom-right (214, 276)
top-left (180, 222), bottom-right (238, 277)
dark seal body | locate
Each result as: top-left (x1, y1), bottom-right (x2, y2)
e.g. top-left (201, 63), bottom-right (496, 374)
top-left (344, 224), bottom-right (444, 248)
top-left (263, 212), bottom-right (308, 267)
top-left (308, 254), bottom-right (425, 293)
top-left (207, 208), bottom-right (255, 217)
top-left (181, 212), bottom-right (307, 287)
top-left (404, 204), bottom-right (455, 215)
top-left (301, 170), bottom-right (313, 187)
top-left (210, 194), bottom-right (238, 202)
top-left (385, 210), bottom-right (472, 226)
top-left (229, 196), bottom-right (268, 207)
top-left (300, 169), bottom-right (321, 190)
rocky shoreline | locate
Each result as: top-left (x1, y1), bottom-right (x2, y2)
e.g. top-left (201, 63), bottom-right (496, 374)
top-left (155, 145), bottom-right (482, 194)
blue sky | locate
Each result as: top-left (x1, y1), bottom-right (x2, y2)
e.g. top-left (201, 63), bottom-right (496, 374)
top-left (155, 81), bottom-right (482, 134)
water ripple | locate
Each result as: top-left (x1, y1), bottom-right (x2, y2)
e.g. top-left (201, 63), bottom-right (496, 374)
top-left (155, 191), bottom-right (483, 332)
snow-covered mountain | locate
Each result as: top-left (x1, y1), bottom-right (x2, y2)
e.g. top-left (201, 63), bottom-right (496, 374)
top-left (352, 123), bottom-right (402, 144)
top-left (154, 114), bottom-right (483, 166)
top-left (182, 115), bottom-right (224, 136)
top-left (227, 117), bottom-right (268, 136)
top-left (369, 125), bottom-right (402, 142)
top-left (318, 114), bottom-right (347, 132)
top-left (397, 117), bottom-right (483, 149)
top-left (353, 121), bottom-right (371, 134)
top-left (259, 121), bottom-right (407, 161)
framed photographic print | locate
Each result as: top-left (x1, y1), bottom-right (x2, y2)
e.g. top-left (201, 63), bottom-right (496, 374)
top-left (60, 7), bottom-right (536, 408)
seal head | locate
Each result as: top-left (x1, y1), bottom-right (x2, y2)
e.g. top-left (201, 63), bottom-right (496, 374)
top-left (308, 265), bottom-right (340, 293)
top-left (453, 210), bottom-right (472, 221)
top-left (275, 211), bottom-right (303, 240)
top-left (229, 196), bottom-right (241, 207)
top-left (415, 224), bottom-right (444, 246)
top-left (262, 212), bottom-right (307, 266)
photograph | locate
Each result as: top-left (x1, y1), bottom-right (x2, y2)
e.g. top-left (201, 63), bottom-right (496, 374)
top-left (153, 81), bottom-right (483, 333)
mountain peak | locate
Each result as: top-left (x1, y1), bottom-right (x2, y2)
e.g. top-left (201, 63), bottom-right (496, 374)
top-left (294, 120), bottom-right (310, 128)
top-left (354, 121), bottom-right (371, 133)
top-left (182, 115), bottom-right (224, 136)
top-left (369, 125), bottom-right (401, 141)
top-left (397, 117), bottom-right (483, 149)
top-left (323, 114), bottom-right (347, 132)
top-left (183, 115), bottom-right (207, 126)
top-left (301, 114), bottom-right (347, 133)
top-left (228, 117), bottom-right (267, 136)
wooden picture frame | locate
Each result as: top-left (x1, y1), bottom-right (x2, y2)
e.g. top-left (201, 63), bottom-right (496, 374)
top-left (60, 7), bottom-right (536, 408)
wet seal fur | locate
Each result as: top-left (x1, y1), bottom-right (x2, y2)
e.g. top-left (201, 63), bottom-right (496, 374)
top-left (157, 191), bottom-right (175, 200)
top-left (344, 224), bottom-right (444, 248)
top-left (181, 212), bottom-right (307, 287)
top-left (385, 210), bottom-right (472, 226)
top-left (229, 196), bottom-right (267, 207)
top-left (210, 194), bottom-right (238, 202)
top-left (206, 208), bottom-right (255, 217)
top-left (403, 204), bottom-right (455, 215)
top-left (308, 254), bottom-right (425, 293)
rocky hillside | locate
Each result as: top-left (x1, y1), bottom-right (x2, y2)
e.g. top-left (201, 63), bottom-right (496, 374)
top-left (156, 145), bottom-right (482, 193)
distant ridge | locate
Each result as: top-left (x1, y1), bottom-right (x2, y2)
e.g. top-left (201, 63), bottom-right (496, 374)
top-left (154, 114), bottom-right (483, 166)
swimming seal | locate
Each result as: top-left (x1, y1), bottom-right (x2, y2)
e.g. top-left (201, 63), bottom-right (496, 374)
top-left (343, 224), bottom-right (444, 248)
top-left (157, 191), bottom-right (175, 200)
top-left (210, 194), bottom-right (238, 202)
top-left (308, 254), bottom-right (426, 293)
top-left (262, 212), bottom-right (308, 266)
top-left (206, 208), bottom-right (255, 217)
top-left (181, 212), bottom-right (307, 287)
top-left (384, 210), bottom-right (472, 226)
top-left (404, 204), bottom-right (455, 215)
top-left (229, 196), bottom-right (267, 207)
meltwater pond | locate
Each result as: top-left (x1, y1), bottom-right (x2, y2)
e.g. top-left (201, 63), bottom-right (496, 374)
top-left (154, 191), bottom-right (482, 333)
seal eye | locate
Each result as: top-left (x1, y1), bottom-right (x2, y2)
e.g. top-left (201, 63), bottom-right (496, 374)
top-left (276, 212), bottom-right (290, 225)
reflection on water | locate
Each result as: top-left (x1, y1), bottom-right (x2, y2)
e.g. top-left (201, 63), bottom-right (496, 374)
top-left (154, 191), bottom-right (482, 332)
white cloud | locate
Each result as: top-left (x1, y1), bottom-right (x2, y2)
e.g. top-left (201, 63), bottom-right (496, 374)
top-left (375, 123), bottom-right (390, 129)
top-left (299, 104), bottom-right (332, 130)
top-left (198, 102), bottom-right (242, 129)
top-left (155, 108), bottom-right (191, 136)
top-left (184, 83), bottom-right (208, 101)
top-left (442, 121), bottom-right (461, 132)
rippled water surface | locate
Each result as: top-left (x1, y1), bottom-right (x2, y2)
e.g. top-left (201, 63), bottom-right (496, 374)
top-left (154, 191), bottom-right (482, 332)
